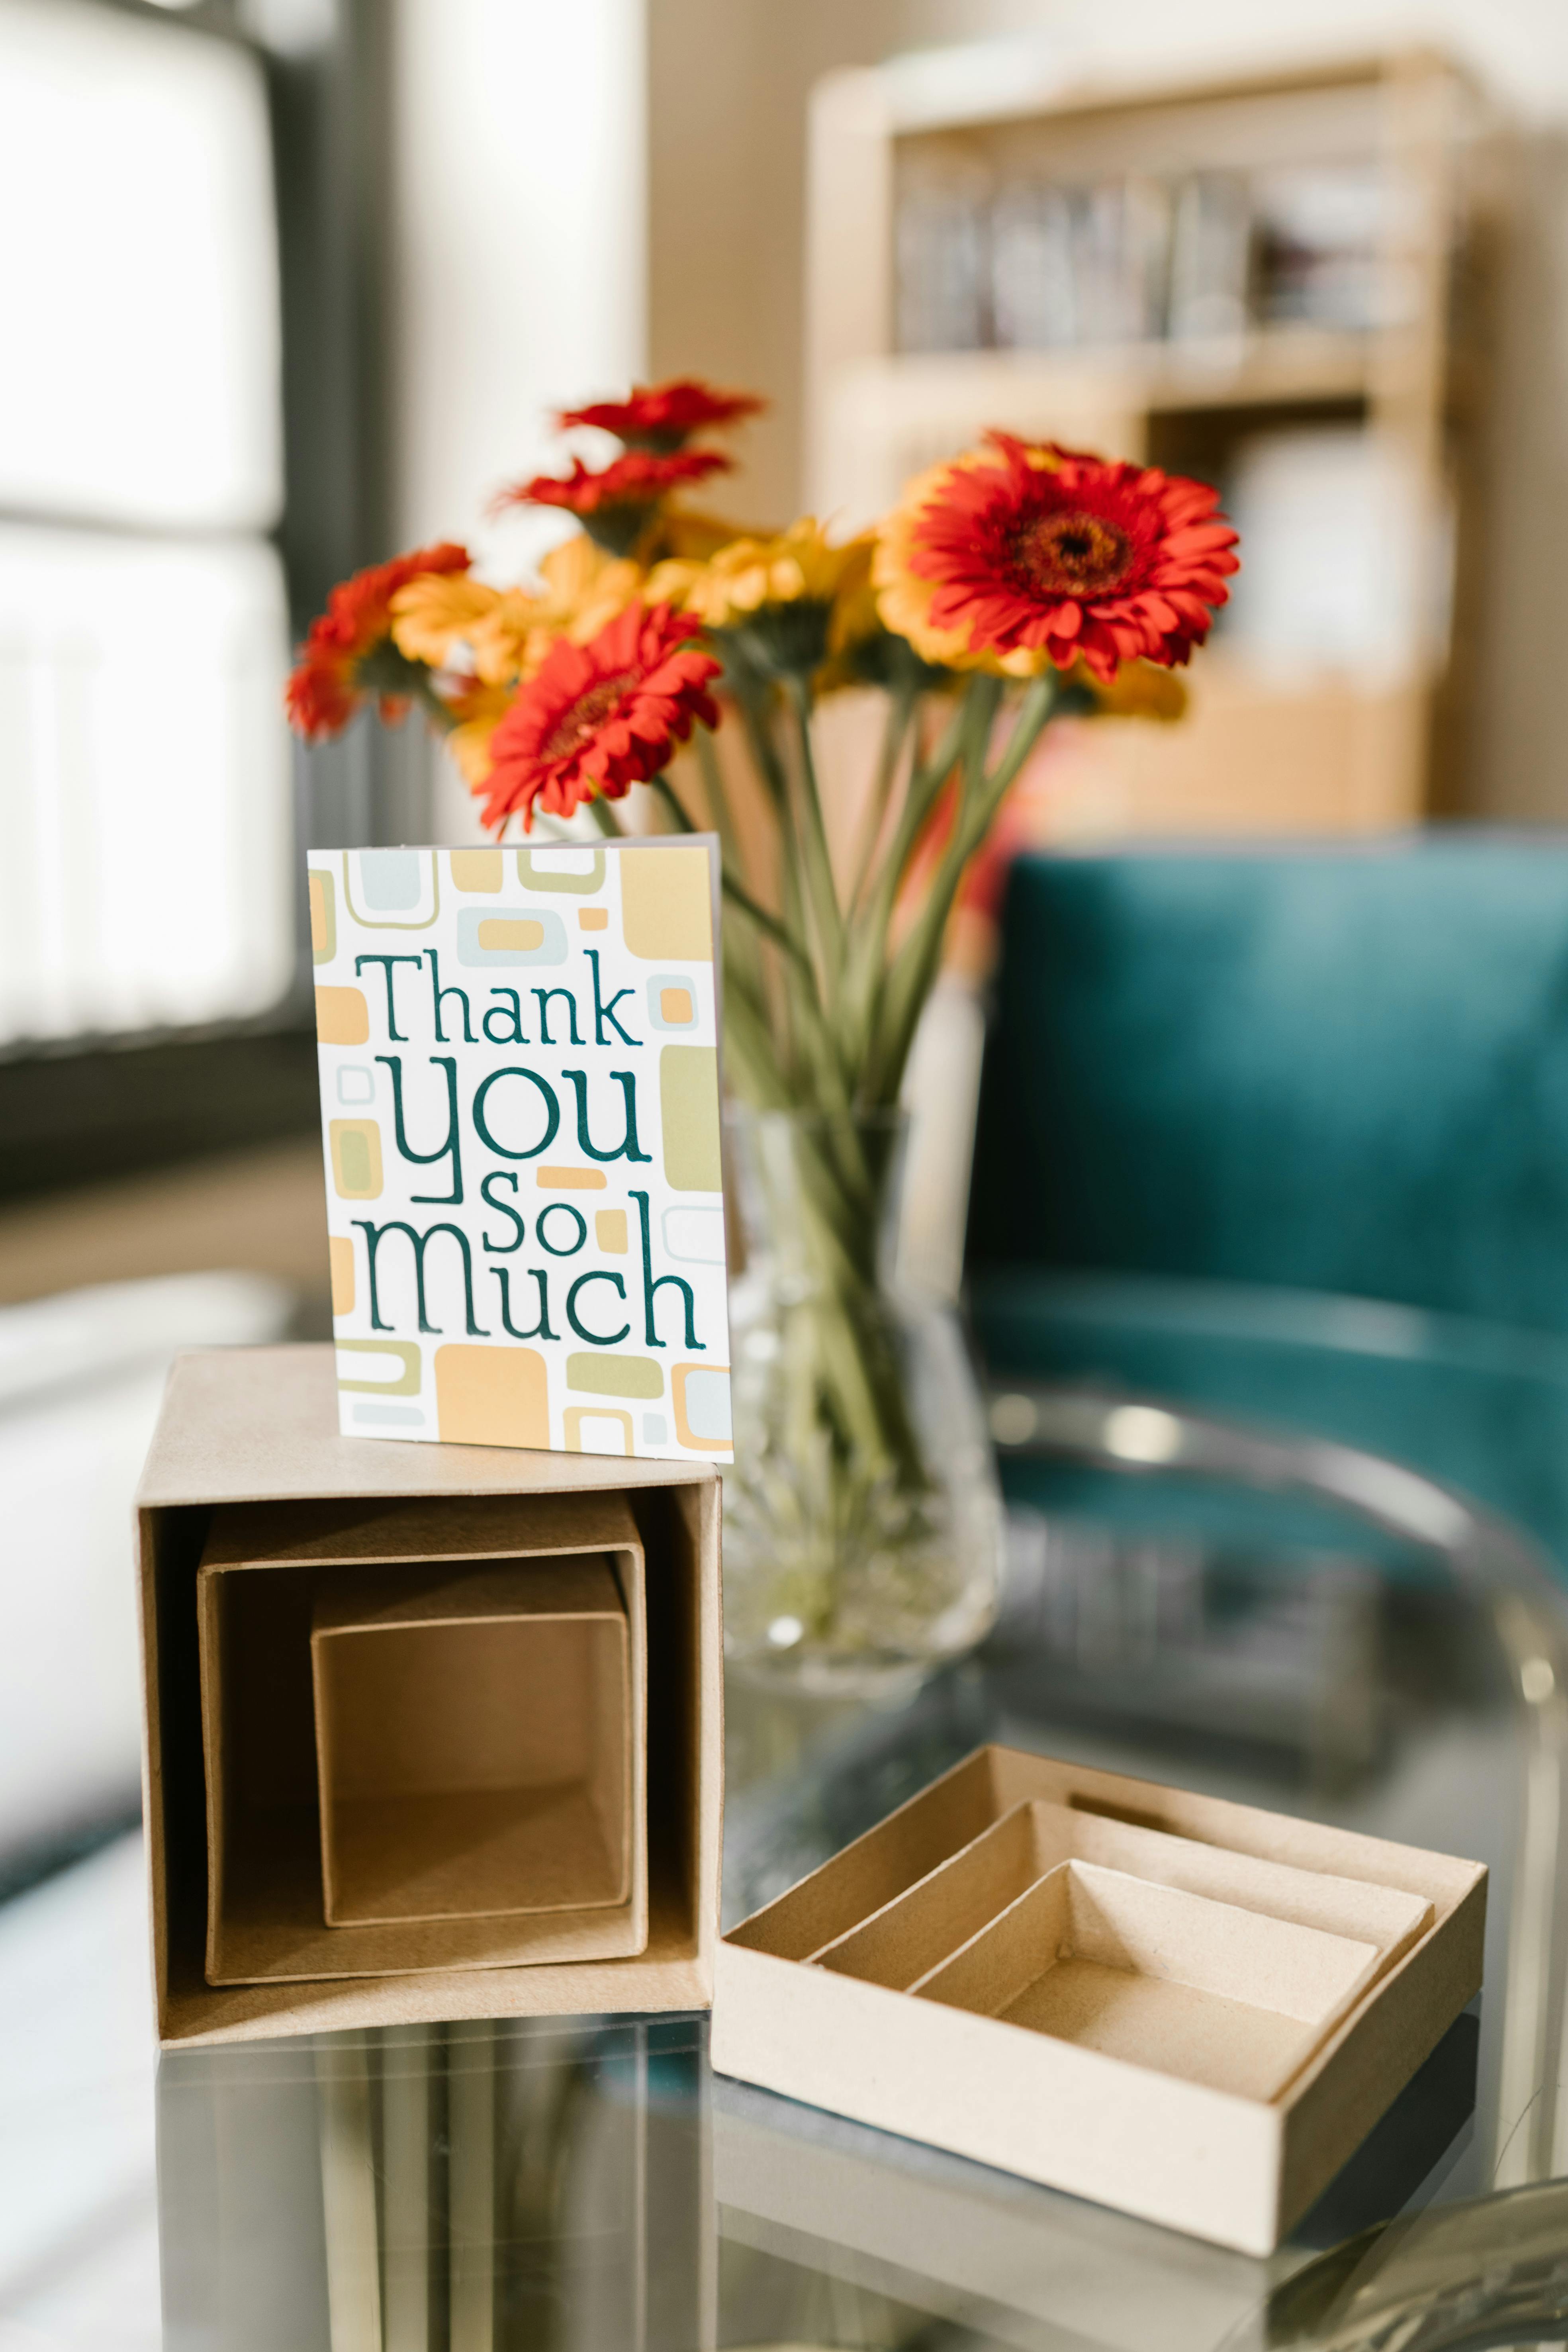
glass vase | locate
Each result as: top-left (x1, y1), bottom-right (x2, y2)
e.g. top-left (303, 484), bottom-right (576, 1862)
top-left (721, 1106), bottom-right (1004, 1698)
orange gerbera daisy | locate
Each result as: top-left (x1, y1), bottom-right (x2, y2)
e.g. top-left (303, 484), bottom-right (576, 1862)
top-left (558, 378), bottom-right (765, 450)
top-left (877, 436), bottom-right (1238, 683)
top-left (286, 542), bottom-right (470, 739)
top-left (477, 601), bottom-right (720, 833)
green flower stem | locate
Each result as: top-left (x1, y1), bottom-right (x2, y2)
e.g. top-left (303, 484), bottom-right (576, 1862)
top-left (695, 726), bottom-right (768, 1025)
top-left (784, 674), bottom-right (846, 996)
top-left (725, 677), bottom-right (825, 1079)
top-left (867, 672), bottom-right (1056, 1103)
top-left (847, 676), bottom-right (918, 916)
top-left (411, 673), bottom-right (458, 733)
top-left (729, 674), bottom-right (790, 811)
top-left (718, 972), bottom-right (794, 1109)
top-left (650, 774), bottom-right (694, 833)
top-left (752, 1116), bottom-right (930, 1489)
top-left (724, 874), bottom-right (818, 987)
top-left (695, 725), bottom-right (749, 887)
top-left (622, 663), bottom-right (1057, 1541)
top-left (642, 773), bottom-right (850, 1109)
top-left (841, 683), bottom-right (990, 1082)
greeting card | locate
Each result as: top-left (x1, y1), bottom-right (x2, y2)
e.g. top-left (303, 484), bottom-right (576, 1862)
top-left (308, 840), bottom-right (731, 1463)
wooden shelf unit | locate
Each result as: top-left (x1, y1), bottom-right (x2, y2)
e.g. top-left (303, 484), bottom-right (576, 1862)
top-left (805, 46), bottom-right (1506, 834)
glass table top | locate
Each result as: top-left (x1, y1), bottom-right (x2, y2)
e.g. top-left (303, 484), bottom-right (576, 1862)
top-left (9, 1351), bottom-right (1568, 2351)
top-left (153, 1424), bottom-right (1568, 2352)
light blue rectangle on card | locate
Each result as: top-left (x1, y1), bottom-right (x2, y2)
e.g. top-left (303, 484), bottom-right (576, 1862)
top-left (352, 1402), bottom-right (426, 1426)
top-left (359, 849), bottom-right (423, 909)
top-left (681, 1369), bottom-right (732, 1443)
top-left (662, 1206), bottom-right (726, 1264)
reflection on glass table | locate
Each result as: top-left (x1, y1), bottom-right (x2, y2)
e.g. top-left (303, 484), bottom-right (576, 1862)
top-left (160, 2015), bottom-right (710, 2352)
top-left (143, 1381), bottom-right (1568, 2352)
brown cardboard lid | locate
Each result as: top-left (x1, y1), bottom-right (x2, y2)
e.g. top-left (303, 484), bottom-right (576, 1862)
top-left (139, 1344), bottom-right (720, 1510)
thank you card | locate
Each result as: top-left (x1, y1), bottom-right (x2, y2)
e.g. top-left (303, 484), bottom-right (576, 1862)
top-left (308, 840), bottom-right (731, 1462)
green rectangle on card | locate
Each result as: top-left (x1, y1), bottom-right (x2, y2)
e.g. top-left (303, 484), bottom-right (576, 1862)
top-left (565, 1352), bottom-right (665, 1399)
top-left (660, 1045), bottom-right (722, 1191)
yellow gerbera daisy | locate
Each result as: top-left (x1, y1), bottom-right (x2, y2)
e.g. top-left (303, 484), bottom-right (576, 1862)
top-left (656, 507), bottom-right (759, 564)
top-left (648, 518), bottom-right (872, 631)
top-left (534, 536), bottom-right (643, 655)
top-left (444, 679), bottom-right (515, 787)
top-left (392, 537), bottom-right (643, 692)
top-left (390, 575), bottom-right (541, 685)
top-left (1083, 657), bottom-right (1187, 721)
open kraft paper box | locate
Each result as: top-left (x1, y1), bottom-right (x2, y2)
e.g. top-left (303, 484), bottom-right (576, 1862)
top-left (711, 1745), bottom-right (1486, 2256)
top-left (137, 1345), bottom-right (722, 2048)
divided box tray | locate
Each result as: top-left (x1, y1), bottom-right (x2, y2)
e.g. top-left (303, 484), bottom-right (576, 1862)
top-left (137, 1344), bottom-right (722, 2047)
top-left (712, 1744), bottom-right (1486, 2254)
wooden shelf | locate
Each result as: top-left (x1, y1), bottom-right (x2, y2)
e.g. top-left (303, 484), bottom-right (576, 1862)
top-left (806, 43), bottom-right (1506, 829)
top-left (845, 325), bottom-right (1382, 421)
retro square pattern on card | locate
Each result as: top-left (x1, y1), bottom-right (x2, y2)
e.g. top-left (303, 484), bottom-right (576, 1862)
top-left (309, 841), bottom-right (731, 1462)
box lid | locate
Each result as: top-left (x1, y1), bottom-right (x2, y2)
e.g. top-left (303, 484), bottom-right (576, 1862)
top-left (139, 1345), bottom-right (720, 1509)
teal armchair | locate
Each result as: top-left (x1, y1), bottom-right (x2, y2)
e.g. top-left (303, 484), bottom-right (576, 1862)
top-left (965, 837), bottom-right (1568, 1572)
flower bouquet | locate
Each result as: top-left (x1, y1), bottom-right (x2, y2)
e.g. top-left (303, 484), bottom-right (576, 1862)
top-left (289, 378), bottom-right (1237, 1690)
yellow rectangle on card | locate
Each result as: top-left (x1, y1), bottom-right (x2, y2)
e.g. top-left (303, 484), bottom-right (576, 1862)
top-left (595, 1210), bottom-right (628, 1253)
top-left (328, 1235), bottom-right (355, 1316)
top-left (309, 869), bottom-right (335, 962)
top-left (315, 986), bottom-right (369, 1045)
top-left (621, 843), bottom-right (712, 961)
top-left (538, 1166), bottom-right (608, 1189)
top-left (478, 918), bottom-right (544, 951)
top-left (450, 849), bottom-right (502, 891)
top-left (435, 1343), bottom-right (549, 1449)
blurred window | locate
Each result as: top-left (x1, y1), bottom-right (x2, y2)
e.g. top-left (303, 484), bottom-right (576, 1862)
top-left (0, 0), bottom-right (292, 1047)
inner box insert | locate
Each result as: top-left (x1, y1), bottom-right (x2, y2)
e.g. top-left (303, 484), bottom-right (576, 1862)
top-left (196, 1489), bottom-right (648, 1986)
top-left (810, 1798), bottom-right (1432, 1993)
top-left (912, 1859), bottom-right (1379, 2103)
top-left (312, 1557), bottom-right (632, 1927)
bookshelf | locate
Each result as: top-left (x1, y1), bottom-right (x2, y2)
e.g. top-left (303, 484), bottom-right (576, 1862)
top-left (805, 46), bottom-right (1505, 834)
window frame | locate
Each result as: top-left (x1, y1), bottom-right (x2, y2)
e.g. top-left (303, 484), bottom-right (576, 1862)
top-left (0, 0), bottom-right (415, 1206)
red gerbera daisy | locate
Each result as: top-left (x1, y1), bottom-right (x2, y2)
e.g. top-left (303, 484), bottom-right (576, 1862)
top-left (477, 601), bottom-right (721, 833)
top-left (495, 448), bottom-right (729, 519)
top-left (493, 449), bottom-right (732, 558)
top-left (897, 435), bottom-right (1238, 682)
top-left (286, 542), bottom-right (470, 740)
top-left (557, 378), bottom-right (765, 450)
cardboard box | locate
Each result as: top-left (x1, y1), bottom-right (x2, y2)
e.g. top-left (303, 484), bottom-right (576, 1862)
top-left (195, 1504), bottom-right (650, 1982)
top-left (311, 1556), bottom-right (638, 1928)
top-left (711, 1745), bottom-right (1486, 2255)
top-left (137, 1344), bottom-right (722, 2048)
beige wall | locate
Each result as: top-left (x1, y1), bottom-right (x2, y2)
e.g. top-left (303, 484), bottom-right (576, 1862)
top-left (648, 3), bottom-right (904, 528)
top-left (392, 0), bottom-right (647, 843)
top-left (648, 0), bottom-right (1568, 819)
